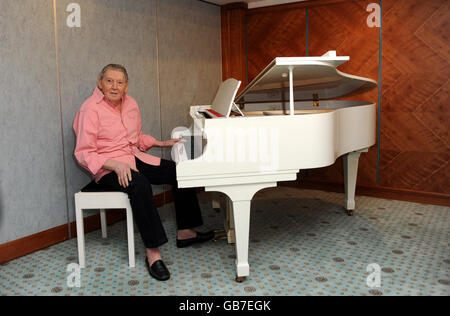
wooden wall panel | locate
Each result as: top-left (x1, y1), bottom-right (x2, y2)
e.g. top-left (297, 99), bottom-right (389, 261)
top-left (306, 0), bottom-right (380, 187)
top-left (221, 3), bottom-right (248, 93)
top-left (247, 8), bottom-right (306, 82)
top-left (221, 0), bottom-right (450, 203)
top-left (381, 0), bottom-right (450, 194)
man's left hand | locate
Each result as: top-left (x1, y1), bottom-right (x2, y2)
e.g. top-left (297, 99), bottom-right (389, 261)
top-left (162, 138), bottom-right (184, 147)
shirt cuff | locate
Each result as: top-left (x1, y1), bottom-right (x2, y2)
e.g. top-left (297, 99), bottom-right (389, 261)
top-left (139, 134), bottom-right (156, 152)
top-left (88, 155), bottom-right (110, 176)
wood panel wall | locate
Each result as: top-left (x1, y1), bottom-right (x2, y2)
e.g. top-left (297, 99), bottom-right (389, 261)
top-left (380, 0), bottom-right (449, 195)
top-left (247, 6), bottom-right (306, 81)
top-left (221, 2), bottom-right (248, 94)
top-left (306, 0), bottom-right (380, 187)
top-left (221, 0), bottom-right (450, 204)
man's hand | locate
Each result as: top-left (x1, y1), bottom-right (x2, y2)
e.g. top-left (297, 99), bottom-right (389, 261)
top-left (114, 161), bottom-right (133, 188)
top-left (164, 138), bottom-right (184, 147)
top-left (155, 138), bottom-right (184, 147)
top-left (103, 160), bottom-right (136, 188)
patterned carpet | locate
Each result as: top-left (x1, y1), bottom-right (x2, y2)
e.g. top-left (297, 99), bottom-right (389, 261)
top-left (1, 187), bottom-right (449, 296)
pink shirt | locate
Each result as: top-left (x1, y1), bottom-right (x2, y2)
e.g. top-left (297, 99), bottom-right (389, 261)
top-left (73, 87), bottom-right (161, 183)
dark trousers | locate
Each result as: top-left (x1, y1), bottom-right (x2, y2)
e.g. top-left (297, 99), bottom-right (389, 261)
top-left (99, 157), bottom-right (203, 248)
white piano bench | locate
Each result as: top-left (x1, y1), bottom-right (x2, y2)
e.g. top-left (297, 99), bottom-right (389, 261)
top-left (74, 181), bottom-right (135, 269)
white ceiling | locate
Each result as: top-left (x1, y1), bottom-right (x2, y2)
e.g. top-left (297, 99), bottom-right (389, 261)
top-left (205, 0), bottom-right (311, 9)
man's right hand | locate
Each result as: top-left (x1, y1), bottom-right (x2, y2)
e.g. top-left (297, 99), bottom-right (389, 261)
top-left (103, 160), bottom-right (136, 188)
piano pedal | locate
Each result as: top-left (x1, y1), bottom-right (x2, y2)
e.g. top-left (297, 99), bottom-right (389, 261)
top-left (213, 229), bottom-right (227, 242)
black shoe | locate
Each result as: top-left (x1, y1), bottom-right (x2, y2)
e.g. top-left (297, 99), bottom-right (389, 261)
top-left (145, 258), bottom-right (170, 281)
top-left (176, 230), bottom-right (215, 248)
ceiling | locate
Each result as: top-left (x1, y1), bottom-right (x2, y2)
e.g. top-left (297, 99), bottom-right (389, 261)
top-left (205, 0), bottom-right (311, 9)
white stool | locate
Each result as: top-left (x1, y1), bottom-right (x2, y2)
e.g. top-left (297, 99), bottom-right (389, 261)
top-left (74, 191), bottom-right (135, 268)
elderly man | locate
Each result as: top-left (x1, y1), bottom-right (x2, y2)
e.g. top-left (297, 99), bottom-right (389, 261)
top-left (73, 64), bottom-right (214, 281)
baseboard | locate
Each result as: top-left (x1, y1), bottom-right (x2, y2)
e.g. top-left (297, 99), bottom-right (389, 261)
top-left (0, 224), bottom-right (69, 265)
top-left (281, 180), bottom-right (450, 207)
top-left (0, 190), bottom-right (173, 265)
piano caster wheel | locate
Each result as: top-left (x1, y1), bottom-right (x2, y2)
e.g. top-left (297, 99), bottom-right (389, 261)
top-left (235, 276), bottom-right (246, 283)
top-left (347, 210), bottom-right (354, 216)
top-left (213, 230), bottom-right (227, 242)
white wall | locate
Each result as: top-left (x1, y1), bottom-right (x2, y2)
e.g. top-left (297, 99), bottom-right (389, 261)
top-left (0, 0), bottom-right (222, 244)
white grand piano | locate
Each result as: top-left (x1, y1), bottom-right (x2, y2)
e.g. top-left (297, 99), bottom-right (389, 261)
top-left (173, 51), bottom-right (377, 282)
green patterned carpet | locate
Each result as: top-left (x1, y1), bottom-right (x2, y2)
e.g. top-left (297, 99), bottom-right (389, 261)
top-left (1, 187), bottom-right (449, 296)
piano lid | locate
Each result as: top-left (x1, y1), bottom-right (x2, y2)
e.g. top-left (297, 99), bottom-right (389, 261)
top-left (235, 51), bottom-right (377, 104)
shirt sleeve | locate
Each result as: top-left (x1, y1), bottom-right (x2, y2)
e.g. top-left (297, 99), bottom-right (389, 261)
top-left (73, 109), bottom-right (109, 176)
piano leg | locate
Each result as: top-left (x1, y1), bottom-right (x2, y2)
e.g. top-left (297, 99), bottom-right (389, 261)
top-left (225, 197), bottom-right (235, 244)
top-left (211, 195), bottom-right (235, 243)
top-left (211, 195), bottom-right (228, 242)
top-left (343, 149), bottom-right (367, 216)
top-left (206, 182), bottom-right (277, 282)
top-left (232, 200), bottom-right (251, 282)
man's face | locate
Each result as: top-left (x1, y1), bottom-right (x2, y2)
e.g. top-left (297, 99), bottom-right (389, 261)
top-left (98, 69), bottom-right (128, 105)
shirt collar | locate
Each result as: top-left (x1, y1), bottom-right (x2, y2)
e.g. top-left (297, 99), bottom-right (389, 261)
top-left (93, 86), bottom-right (105, 104)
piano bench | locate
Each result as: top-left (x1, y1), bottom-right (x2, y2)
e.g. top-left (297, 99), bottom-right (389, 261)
top-left (74, 180), bottom-right (135, 268)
